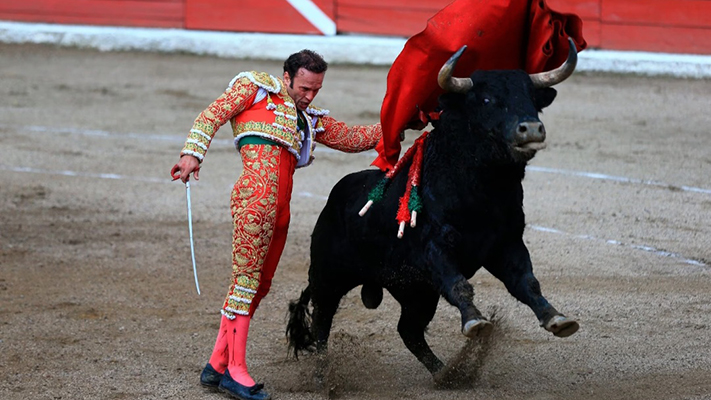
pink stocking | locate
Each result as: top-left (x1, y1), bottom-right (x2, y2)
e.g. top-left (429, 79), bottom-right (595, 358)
top-left (208, 315), bottom-right (231, 373)
top-left (208, 314), bottom-right (255, 386)
top-left (226, 315), bottom-right (255, 386)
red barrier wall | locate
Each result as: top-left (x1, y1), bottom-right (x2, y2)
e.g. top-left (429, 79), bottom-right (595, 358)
top-left (1, 0), bottom-right (710, 54)
top-left (601, 0), bottom-right (711, 54)
top-left (547, 0), bottom-right (711, 54)
top-left (185, 0), bottom-right (334, 35)
top-left (335, 0), bottom-right (450, 37)
top-left (0, 0), bottom-right (184, 28)
top-left (547, 0), bottom-right (601, 48)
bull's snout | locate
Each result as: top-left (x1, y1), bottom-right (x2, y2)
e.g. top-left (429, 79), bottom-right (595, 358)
top-left (516, 121), bottom-right (546, 144)
top-left (512, 120), bottom-right (547, 162)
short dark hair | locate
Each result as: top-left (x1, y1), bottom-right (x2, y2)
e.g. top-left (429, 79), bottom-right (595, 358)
top-left (283, 49), bottom-right (328, 85)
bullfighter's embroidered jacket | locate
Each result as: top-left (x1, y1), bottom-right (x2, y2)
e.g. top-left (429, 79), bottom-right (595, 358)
top-left (181, 71), bottom-right (382, 168)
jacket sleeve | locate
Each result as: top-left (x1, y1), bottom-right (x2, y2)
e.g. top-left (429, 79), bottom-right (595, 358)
top-left (180, 76), bottom-right (258, 162)
top-left (314, 116), bottom-right (383, 153)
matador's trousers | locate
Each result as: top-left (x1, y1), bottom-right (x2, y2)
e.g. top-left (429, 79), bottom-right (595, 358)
top-left (221, 144), bottom-right (296, 318)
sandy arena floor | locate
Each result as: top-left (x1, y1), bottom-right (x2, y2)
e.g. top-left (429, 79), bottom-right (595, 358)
top-left (0, 43), bottom-right (710, 400)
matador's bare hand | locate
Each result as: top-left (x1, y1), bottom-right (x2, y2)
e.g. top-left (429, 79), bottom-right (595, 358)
top-left (171, 155), bottom-right (200, 183)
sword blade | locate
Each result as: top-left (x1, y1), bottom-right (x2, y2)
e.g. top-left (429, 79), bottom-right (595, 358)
top-left (186, 181), bottom-right (201, 295)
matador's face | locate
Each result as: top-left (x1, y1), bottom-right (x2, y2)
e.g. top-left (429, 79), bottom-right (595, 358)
top-left (283, 68), bottom-right (325, 111)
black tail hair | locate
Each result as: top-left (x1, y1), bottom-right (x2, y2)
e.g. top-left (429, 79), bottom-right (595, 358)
top-left (286, 285), bottom-right (315, 358)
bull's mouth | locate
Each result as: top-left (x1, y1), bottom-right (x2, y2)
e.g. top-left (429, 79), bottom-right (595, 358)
top-left (513, 141), bottom-right (547, 161)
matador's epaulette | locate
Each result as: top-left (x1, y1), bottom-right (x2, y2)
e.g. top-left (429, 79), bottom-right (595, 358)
top-left (227, 71), bottom-right (282, 94)
top-left (305, 104), bottom-right (330, 117)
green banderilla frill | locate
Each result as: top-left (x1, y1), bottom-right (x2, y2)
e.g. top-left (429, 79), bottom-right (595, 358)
top-left (359, 131), bottom-right (430, 238)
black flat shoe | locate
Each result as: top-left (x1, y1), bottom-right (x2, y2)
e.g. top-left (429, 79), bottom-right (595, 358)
top-left (199, 363), bottom-right (223, 389)
top-left (218, 369), bottom-right (271, 400)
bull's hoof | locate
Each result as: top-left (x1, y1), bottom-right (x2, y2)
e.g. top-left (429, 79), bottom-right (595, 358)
top-left (462, 318), bottom-right (493, 339)
top-left (543, 315), bottom-right (579, 337)
top-left (432, 338), bottom-right (478, 387)
top-left (432, 363), bottom-right (456, 387)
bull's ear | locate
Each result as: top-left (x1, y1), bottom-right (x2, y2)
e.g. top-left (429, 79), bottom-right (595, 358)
top-left (534, 88), bottom-right (557, 111)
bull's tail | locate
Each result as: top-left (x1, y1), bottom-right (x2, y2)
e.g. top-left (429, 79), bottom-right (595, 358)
top-left (286, 285), bottom-right (315, 358)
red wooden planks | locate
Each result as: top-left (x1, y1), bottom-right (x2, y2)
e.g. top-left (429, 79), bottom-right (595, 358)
top-left (579, 20), bottom-right (602, 48)
top-left (335, 5), bottom-right (436, 37)
top-left (600, 0), bottom-right (711, 53)
top-left (547, 0), bottom-right (601, 19)
top-left (335, 0), bottom-right (455, 37)
top-left (602, 0), bottom-right (711, 28)
top-left (0, 0), bottom-right (184, 28)
top-left (185, 0), bottom-right (332, 35)
top-left (337, 0), bottom-right (603, 42)
top-left (1, 0), bottom-right (711, 54)
top-left (602, 23), bottom-right (711, 54)
top-left (336, 0), bottom-right (449, 11)
top-left (313, 0), bottom-right (335, 16)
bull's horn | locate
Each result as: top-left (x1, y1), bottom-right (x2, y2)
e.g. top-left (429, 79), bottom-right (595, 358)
top-left (438, 45), bottom-right (473, 93)
top-left (529, 37), bottom-right (578, 88)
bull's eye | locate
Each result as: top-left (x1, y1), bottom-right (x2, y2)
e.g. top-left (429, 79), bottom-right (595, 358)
top-left (482, 97), bottom-right (491, 105)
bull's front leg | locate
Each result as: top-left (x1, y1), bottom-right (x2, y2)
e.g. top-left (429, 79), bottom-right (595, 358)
top-left (425, 241), bottom-right (493, 338)
top-left (486, 240), bottom-right (579, 337)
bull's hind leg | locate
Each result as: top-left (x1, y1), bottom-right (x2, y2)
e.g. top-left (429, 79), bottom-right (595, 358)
top-left (487, 240), bottom-right (579, 337)
top-left (390, 286), bottom-right (444, 375)
top-left (310, 289), bottom-right (347, 352)
top-left (308, 286), bottom-right (351, 388)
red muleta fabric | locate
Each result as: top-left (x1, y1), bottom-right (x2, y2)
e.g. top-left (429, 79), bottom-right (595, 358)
top-left (372, 0), bottom-right (587, 171)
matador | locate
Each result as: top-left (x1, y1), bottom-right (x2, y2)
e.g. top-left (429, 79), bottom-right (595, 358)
top-left (171, 50), bottom-right (383, 400)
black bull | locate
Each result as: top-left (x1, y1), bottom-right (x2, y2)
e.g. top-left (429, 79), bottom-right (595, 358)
top-left (287, 39), bottom-right (581, 377)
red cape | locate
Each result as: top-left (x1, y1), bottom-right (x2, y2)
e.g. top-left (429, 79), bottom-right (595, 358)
top-left (372, 0), bottom-right (587, 171)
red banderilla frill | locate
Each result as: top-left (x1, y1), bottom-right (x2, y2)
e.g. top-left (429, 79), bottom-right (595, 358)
top-left (359, 131), bottom-right (430, 238)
